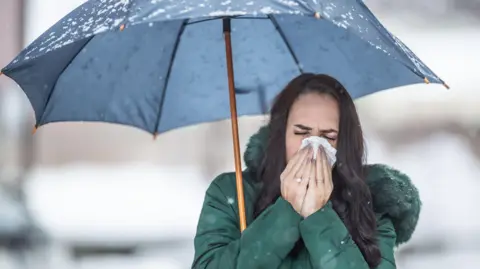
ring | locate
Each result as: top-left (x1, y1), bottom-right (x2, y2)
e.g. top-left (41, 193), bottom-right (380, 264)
top-left (295, 178), bottom-right (302, 183)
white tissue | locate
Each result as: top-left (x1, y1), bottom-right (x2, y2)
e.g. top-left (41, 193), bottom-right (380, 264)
top-left (300, 136), bottom-right (337, 166)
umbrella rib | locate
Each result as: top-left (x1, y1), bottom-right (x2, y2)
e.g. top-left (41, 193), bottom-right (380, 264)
top-left (268, 15), bottom-right (303, 74)
top-left (356, 1), bottom-right (442, 82)
top-left (38, 37), bottom-right (94, 127)
top-left (153, 20), bottom-right (188, 135)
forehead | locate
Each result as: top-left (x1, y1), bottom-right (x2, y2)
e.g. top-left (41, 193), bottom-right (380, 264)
top-left (287, 93), bottom-right (339, 129)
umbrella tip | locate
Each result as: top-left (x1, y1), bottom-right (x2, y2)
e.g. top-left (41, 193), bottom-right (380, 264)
top-left (424, 77), bottom-right (430, 84)
top-left (153, 132), bottom-right (159, 140)
top-left (32, 126), bottom-right (37, 135)
top-left (314, 12), bottom-right (321, 19)
top-left (119, 24), bottom-right (125, 31)
top-left (443, 82), bottom-right (450, 89)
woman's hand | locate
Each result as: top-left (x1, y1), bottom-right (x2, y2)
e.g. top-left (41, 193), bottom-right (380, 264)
top-left (300, 147), bottom-right (334, 218)
top-left (280, 147), bottom-right (313, 214)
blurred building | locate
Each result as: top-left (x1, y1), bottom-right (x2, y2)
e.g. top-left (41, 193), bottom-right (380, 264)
top-left (0, 0), bottom-right (23, 68)
top-left (0, 0), bottom-right (34, 189)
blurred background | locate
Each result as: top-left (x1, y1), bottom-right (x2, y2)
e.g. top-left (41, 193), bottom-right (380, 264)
top-left (0, 0), bottom-right (479, 268)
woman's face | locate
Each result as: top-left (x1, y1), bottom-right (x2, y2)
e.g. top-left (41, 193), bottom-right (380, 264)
top-left (285, 92), bottom-right (340, 162)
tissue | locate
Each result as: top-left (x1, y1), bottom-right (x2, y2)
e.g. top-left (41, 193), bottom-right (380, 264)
top-left (300, 136), bottom-right (337, 166)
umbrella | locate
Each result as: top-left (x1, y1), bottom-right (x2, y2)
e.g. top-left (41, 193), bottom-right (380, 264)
top-left (1, 0), bottom-right (447, 232)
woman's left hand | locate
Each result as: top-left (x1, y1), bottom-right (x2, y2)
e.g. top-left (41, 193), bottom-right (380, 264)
top-left (300, 147), bottom-right (334, 218)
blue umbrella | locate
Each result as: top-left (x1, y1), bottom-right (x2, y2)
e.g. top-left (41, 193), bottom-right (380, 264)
top-left (1, 0), bottom-right (446, 231)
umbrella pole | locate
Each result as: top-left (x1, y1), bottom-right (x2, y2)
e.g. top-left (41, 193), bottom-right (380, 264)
top-left (223, 17), bottom-right (247, 232)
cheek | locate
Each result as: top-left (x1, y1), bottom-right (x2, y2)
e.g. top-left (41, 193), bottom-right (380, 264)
top-left (330, 140), bottom-right (338, 149)
top-left (285, 133), bottom-right (303, 162)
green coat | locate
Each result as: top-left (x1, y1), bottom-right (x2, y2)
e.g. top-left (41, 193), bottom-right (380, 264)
top-left (192, 127), bottom-right (421, 269)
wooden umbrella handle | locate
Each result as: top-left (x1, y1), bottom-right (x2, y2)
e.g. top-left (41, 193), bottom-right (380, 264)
top-left (223, 18), bottom-right (247, 232)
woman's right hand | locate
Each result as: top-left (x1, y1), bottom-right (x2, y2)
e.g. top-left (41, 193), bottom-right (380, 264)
top-left (280, 147), bottom-right (314, 214)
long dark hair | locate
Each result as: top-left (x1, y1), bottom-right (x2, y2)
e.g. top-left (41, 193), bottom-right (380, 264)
top-left (253, 74), bottom-right (381, 268)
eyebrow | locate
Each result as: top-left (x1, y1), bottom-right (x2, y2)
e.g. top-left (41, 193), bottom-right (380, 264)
top-left (294, 124), bottom-right (312, 131)
top-left (294, 124), bottom-right (338, 133)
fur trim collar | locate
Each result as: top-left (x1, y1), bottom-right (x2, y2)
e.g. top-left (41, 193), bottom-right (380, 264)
top-left (243, 126), bottom-right (421, 246)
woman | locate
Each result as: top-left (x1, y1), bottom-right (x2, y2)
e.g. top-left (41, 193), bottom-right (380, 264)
top-left (192, 74), bottom-right (421, 269)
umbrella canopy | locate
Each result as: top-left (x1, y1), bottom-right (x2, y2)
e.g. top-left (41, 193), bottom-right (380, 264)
top-left (1, 0), bottom-right (445, 135)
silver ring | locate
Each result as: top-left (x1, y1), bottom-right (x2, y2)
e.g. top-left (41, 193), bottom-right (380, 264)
top-left (295, 178), bottom-right (302, 183)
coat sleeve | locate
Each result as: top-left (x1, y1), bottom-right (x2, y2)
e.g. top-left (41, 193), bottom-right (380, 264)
top-left (192, 174), bottom-right (302, 269)
top-left (299, 203), bottom-right (396, 269)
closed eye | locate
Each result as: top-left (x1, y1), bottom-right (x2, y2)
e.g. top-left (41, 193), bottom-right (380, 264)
top-left (324, 135), bottom-right (336, 141)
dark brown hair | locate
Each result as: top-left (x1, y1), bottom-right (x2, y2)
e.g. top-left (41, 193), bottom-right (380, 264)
top-left (253, 73), bottom-right (381, 267)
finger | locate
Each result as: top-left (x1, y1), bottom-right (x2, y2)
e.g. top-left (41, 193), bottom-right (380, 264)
top-left (320, 147), bottom-right (330, 188)
top-left (291, 147), bottom-right (311, 177)
top-left (309, 155), bottom-right (316, 187)
top-left (297, 169), bottom-right (310, 199)
top-left (283, 146), bottom-right (307, 173)
top-left (281, 150), bottom-right (308, 193)
top-left (284, 147), bottom-right (310, 180)
top-left (315, 147), bottom-right (324, 187)
top-left (300, 154), bottom-right (313, 184)
top-left (288, 155), bottom-right (307, 188)
top-left (300, 171), bottom-right (309, 188)
top-left (321, 146), bottom-right (332, 170)
top-left (307, 176), bottom-right (316, 194)
top-left (319, 148), bottom-right (334, 198)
